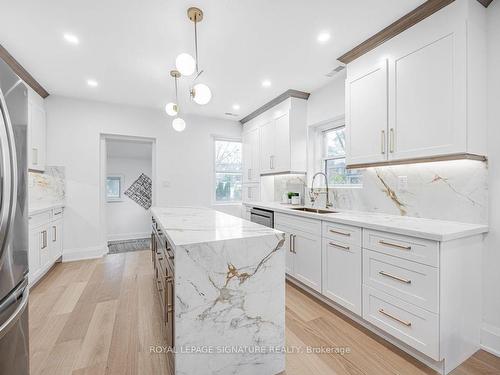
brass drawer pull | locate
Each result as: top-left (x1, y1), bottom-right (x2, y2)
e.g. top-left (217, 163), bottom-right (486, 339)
top-left (329, 229), bottom-right (351, 237)
top-left (379, 240), bottom-right (411, 250)
top-left (329, 242), bottom-right (350, 251)
top-left (378, 308), bottom-right (412, 327)
top-left (379, 271), bottom-right (411, 284)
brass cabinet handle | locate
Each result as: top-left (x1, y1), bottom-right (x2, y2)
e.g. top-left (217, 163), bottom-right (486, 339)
top-left (379, 240), bottom-right (411, 250)
top-left (381, 130), bottom-right (386, 154)
top-left (378, 308), bottom-right (412, 327)
top-left (379, 271), bottom-right (411, 284)
top-left (389, 128), bottom-right (395, 153)
top-left (329, 241), bottom-right (350, 251)
top-left (329, 229), bottom-right (351, 237)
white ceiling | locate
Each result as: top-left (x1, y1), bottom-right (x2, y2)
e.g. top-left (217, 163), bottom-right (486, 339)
top-left (0, 0), bottom-right (424, 120)
top-left (107, 139), bottom-right (152, 160)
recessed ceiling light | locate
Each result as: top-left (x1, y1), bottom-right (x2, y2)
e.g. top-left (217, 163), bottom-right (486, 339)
top-left (317, 32), bottom-right (331, 43)
top-left (232, 104), bottom-right (240, 111)
top-left (63, 33), bottom-right (79, 45)
top-left (87, 79), bottom-right (98, 87)
top-left (262, 80), bottom-right (271, 88)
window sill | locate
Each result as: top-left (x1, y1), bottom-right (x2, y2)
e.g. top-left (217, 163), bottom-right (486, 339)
top-left (212, 202), bottom-right (242, 206)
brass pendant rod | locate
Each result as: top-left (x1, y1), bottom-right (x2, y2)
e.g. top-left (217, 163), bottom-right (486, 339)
top-left (194, 20), bottom-right (199, 74)
top-left (174, 75), bottom-right (179, 113)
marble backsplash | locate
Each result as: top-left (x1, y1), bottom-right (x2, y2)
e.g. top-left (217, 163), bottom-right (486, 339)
top-left (272, 160), bottom-right (488, 224)
top-left (29, 166), bottom-right (65, 206)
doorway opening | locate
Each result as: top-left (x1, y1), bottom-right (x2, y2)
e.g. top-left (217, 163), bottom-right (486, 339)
top-left (100, 135), bottom-right (155, 254)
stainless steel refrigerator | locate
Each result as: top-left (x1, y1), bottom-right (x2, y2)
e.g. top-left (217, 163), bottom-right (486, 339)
top-left (0, 57), bottom-right (30, 374)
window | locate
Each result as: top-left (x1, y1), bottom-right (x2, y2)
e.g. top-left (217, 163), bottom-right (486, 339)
top-left (106, 175), bottom-right (124, 202)
top-left (323, 126), bottom-right (362, 186)
top-left (214, 139), bottom-right (242, 202)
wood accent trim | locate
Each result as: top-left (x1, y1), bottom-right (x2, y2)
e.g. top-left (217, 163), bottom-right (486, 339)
top-left (240, 89), bottom-right (309, 124)
top-left (477, 0), bottom-right (494, 7)
top-left (346, 153), bottom-right (487, 169)
top-left (0, 44), bottom-right (49, 98)
top-left (337, 0), bottom-right (455, 64)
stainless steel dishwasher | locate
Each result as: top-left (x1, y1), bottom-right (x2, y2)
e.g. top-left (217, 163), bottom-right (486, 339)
top-left (250, 207), bottom-right (274, 228)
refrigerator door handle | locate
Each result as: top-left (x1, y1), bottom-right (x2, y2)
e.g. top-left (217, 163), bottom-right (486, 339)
top-left (0, 98), bottom-right (14, 261)
top-left (0, 281), bottom-right (28, 341)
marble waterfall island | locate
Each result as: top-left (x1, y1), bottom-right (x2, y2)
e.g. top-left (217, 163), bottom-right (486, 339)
top-left (151, 207), bottom-right (286, 375)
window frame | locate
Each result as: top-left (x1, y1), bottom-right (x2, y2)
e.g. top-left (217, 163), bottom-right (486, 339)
top-left (106, 174), bottom-right (125, 202)
top-left (212, 136), bottom-right (243, 205)
top-left (321, 124), bottom-right (362, 188)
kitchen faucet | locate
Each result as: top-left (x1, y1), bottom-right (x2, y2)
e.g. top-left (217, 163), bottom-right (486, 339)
top-left (309, 172), bottom-right (333, 208)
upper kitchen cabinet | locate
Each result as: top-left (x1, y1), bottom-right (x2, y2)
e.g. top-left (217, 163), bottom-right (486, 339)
top-left (27, 88), bottom-right (46, 171)
top-left (345, 0), bottom-right (487, 168)
top-left (346, 60), bottom-right (388, 165)
top-left (242, 126), bottom-right (260, 183)
top-left (243, 97), bottom-right (307, 176)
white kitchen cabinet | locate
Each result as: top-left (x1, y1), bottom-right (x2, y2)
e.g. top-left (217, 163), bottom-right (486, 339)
top-left (322, 238), bottom-right (362, 316)
top-left (273, 113), bottom-right (291, 171)
top-left (345, 60), bottom-right (388, 166)
top-left (50, 218), bottom-right (63, 262)
top-left (247, 202), bottom-right (484, 374)
top-left (28, 89), bottom-right (47, 171)
top-left (29, 206), bottom-right (64, 286)
top-left (242, 183), bottom-right (260, 202)
top-left (242, 126), bottom-right (260, 183)
top-left (244, 98), bottom-right (307, 176)
top-left (345, 0), bottom-right (487, 167)
top-left (275, 212), bottom-right (321, 292)
top-left (259, 120), bottom-right (274, 174)
top-left (292, 229), bottom-right (322, 292)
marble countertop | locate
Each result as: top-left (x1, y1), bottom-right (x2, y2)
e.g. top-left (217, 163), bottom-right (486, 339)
top-left (151, 206), bottom-right (281, 246)
top-left (29, 201), bottom-right (65, 215)
top-left (244, 202), bottom-right (488, 242)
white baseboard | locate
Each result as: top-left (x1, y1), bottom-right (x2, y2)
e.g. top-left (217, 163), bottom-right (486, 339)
top-left (481, 323), bottom-right (500, 357)
top-left (107, 232), bottom-right (150, 242)
top-left (62, 244), bottom-right (108, 262)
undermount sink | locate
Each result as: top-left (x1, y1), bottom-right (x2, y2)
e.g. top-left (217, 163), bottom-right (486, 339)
top-left (289, 207), bottom-right (338, 214)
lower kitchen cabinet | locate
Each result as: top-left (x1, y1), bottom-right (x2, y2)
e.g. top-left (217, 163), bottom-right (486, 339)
top-left (275, 213), bottom-right (322, 292)
top-left (28, 206), bottom-right (64, 286)
top-left (254, 205), bottom-right (484, 374)
top-left (322, 238), bottom-right (362, 315)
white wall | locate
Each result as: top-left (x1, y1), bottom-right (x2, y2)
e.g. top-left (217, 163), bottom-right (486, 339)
top-left (306, 71), bottom-right (346, 126)
top-left (106, 156), bottom-right (152, 241)
top-left (483, 0), bottom-right (500, 355)
top-left (46, 95), bottom-right (241, 260)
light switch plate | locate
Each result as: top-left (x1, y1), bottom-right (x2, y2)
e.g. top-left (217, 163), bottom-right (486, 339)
top-left (398, 176), bottom-right (408, 192)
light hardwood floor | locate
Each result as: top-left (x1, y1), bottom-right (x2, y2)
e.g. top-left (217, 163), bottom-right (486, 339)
top-left (29, 251), bottom-right (500, 375)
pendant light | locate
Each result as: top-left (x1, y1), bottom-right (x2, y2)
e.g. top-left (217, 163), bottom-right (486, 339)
top-left (167, 70), bottom-right (186, 132)
top-left (165, 70), bottom-right (180, 117)
top-left (175, 7), bottom-right (212, 105)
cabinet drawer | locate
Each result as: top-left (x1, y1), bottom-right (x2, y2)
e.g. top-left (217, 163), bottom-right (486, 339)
top-left (322, 221), bottom-right (361, 246)
top-left (363, 286), bottom-right (439, 360)
top-left (363, 250), bottom-right (438, 313)
top-left (363, 230), bottom-right (439, 267)
top-left (29, 211), bottom-right (51, 227)
top-left (275, 212), bottom-right (321, 236)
